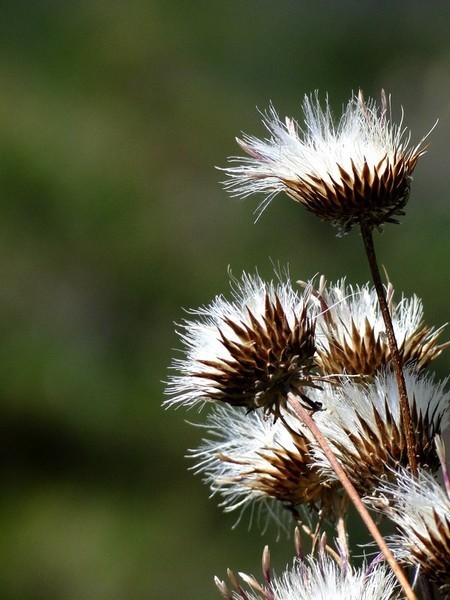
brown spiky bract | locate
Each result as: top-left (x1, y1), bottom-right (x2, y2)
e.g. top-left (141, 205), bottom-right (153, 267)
top-left (218, 425), bottom-right (339, 516)
top-left (407, 511), bottom-right (450, 592)
top-left (223, 91), bottom-right (428, 235)
top-left (195, 294), bottom-right (316, 416)
top-left (329, 395), bottom-right (443, 496)
top-left (316, 317), bottom-right (448, 377)
top-left (284, 150), bottom-right (419, 233)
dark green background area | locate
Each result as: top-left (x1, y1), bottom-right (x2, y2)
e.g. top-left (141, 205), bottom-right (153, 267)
top-left (0, 1), bottom-right (449, 598)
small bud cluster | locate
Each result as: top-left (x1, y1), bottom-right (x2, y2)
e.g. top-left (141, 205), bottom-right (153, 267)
top-left (215, 533), bottom-right (399, 600)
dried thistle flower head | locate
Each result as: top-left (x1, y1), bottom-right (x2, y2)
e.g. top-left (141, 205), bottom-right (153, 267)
top-left (374, 465), bottom-right (450, 593)
top-left (223, 90), bottom-right (428, 234)
top-left (311, 277), bottom-right (448, 377)
top-left (309, 368), bottom-right (450, 495)
top-left (165, 272), bottom-right (316, 416)
top-left (215, 544), bottom-right (399, 600)
top-left (190, 405), bottom-right (339, 529)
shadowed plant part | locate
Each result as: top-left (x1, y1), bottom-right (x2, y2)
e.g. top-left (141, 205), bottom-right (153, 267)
top-left (190, 405), bottom-right (340, 529)
top-left (309, 368), bottom-right (450, 495)
top-left (309, 277), bottom-right (449, 377)
top-left (222, 90), bottom-right (429, 235)
top-left (165, 272), bottom-right (317, 417)
top-left (373, 465), bottom-right (450, 594)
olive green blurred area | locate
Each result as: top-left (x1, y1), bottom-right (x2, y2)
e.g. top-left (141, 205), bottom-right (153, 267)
top-left (0, 1), bottom-right (449, 598)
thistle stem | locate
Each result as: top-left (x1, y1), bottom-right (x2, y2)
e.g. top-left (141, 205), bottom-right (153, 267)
top-left (288, 393), bottom-right (417, 600)
top-left (359, 220), bottom-right (418, 476)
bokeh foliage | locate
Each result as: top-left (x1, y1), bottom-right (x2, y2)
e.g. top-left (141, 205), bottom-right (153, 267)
top-left (0, 1), bottom-right (449, 598)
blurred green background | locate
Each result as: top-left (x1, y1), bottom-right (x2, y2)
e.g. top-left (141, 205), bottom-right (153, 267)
top-left (0, 1), bottom-right (449, 598)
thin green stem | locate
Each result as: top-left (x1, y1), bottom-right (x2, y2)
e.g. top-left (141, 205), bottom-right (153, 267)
top-left (359, 220), bottom-right (418, 476)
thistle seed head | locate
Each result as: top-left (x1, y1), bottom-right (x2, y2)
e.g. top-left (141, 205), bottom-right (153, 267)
top-left (311, 277), bottom-right (449, 377)
top-left (216, 542), bottom-right (399, 599)
top-left (309, 369), bottom-right (450, 495)
top-left (374, 465), bottom-right (450, 593)
top-left (165, 272), bottom-right (316, 417)
top-left (190, 405), bottom-right (338, 528)
top-left (223, 91), bottom-right (428, 234)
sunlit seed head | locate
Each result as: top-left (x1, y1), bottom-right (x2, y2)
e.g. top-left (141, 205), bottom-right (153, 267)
top-left (310, 277), bottom-right (449, 377)
top-left (373, 465), bottom-right (450, 592)
top-left (216, 545), bottom-right (399, 600)
top-left (308, 368), bottom-right (450, 494)
top-left (190, 405), bottom-right (339, 529)
top-left (165, 272), bottom-right (317, 417)
top-left (222, 90), bottom-right (429, 235)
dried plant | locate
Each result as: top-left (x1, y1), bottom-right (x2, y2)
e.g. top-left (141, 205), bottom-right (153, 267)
top-left (165, 90), bottom-right (449, 599)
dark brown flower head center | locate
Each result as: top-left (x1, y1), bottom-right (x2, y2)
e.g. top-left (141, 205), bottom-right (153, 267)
top-left (196, 294), bottom-right (316, 416)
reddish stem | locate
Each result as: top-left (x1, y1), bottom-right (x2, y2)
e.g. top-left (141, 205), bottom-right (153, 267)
top-left (288, 393), bottom-right (417, 600)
